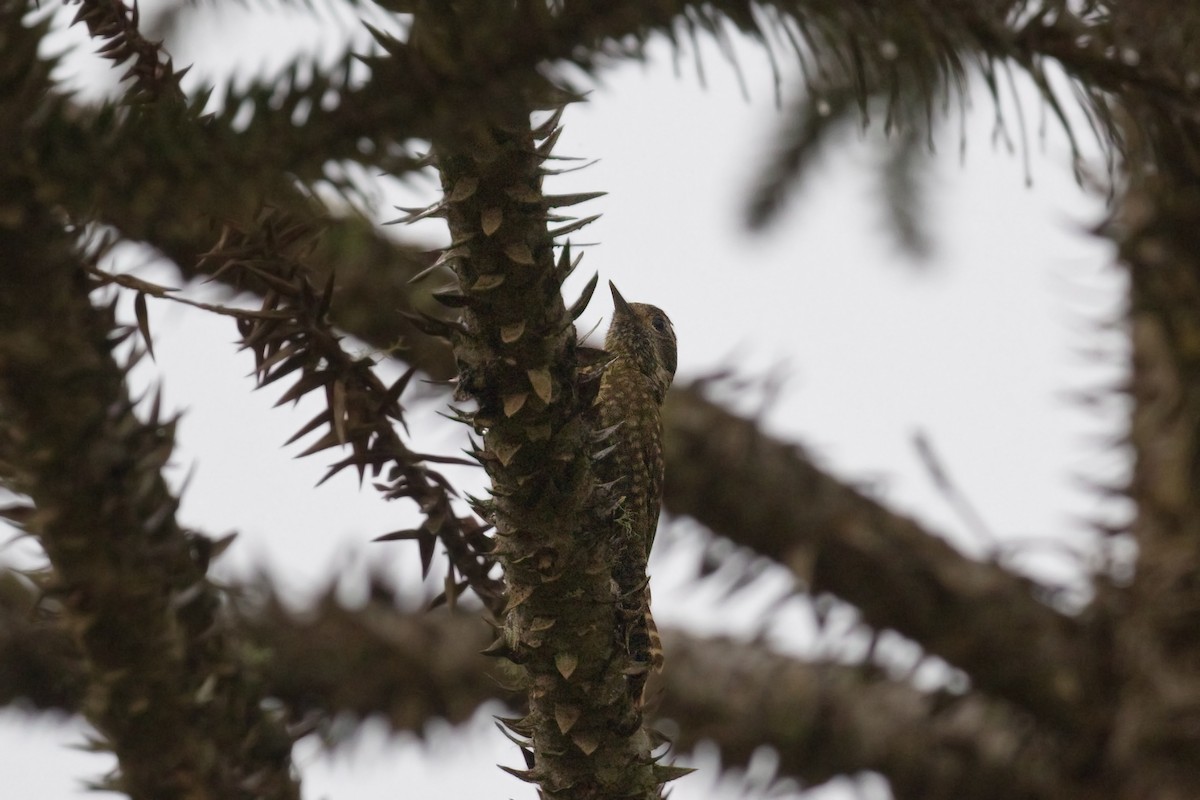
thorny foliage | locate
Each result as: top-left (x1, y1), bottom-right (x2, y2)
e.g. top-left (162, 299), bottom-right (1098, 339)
top-left (206, 212), bottom-right (505, 613)
top-left (7, 0), bottom-right (1200, 798)
top-left (27, 0), bottom-right (1195, 605)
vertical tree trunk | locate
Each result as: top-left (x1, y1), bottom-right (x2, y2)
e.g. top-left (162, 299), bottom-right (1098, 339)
top-left (0, 215), bottom-right (299, 800)
top-left (1107, 6), bottom-right (1200, 797)
top-left (412, 10), bottom-right (664, 796)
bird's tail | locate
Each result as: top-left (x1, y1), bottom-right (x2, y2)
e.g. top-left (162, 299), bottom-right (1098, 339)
top-left (646, 603), bottom-right (664, 676)
top-left (626, 588), bottom-right (664, 710)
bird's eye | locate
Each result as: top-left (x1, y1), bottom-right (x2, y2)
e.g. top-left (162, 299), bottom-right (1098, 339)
top-left (651, 316), bottom-right (667, 332)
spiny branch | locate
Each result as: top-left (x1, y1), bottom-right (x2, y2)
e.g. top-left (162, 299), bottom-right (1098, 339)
top-left (68, 0), bottom-right (187, 104)
top-left (0, 211), bottom-right (300, 800)
top-left (0, 569), bottom-right (1074, 799)
top-left (208, 209), bottom-right (505, 614)
top-left (662, 384), bottom-right (1107, 738)
top-left (90, 206), bottom-right (505, 615)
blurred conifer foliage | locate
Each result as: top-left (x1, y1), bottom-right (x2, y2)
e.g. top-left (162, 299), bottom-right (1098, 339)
top-left (3, 1), bottom-right (1200, 798)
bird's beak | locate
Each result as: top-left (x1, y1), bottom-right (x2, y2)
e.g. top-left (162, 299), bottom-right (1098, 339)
top-left (609, 281), bottom-right (634, 318)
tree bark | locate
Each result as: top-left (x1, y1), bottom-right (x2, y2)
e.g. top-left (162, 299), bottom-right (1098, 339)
top-left (662, 387), bottom-right (1107, 735)
top-left (0, 214), bottom-right (298, 798)
top-left (1, 571), bottom-right (1076, 799)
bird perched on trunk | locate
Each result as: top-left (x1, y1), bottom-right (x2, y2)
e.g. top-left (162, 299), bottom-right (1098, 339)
top-left (594, 282), bottom-right (676, 713)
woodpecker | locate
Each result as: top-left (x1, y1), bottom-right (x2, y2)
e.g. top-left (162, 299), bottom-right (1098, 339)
top-left (595, 282), bottom-right (676, 709)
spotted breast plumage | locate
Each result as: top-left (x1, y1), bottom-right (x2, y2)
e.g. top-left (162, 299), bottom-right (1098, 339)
top-left (594, 282), bottom-right (676, 709)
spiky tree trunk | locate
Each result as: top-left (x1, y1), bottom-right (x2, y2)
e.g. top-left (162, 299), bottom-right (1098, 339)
top-left (406, 10), bottom-right (668, 798)
top-left (1095, 6), bottom-right (1200, 798)
top-left (14, 1), bottom-right (1200, 799)
top-left (0, 16), bottom-right (299, 792)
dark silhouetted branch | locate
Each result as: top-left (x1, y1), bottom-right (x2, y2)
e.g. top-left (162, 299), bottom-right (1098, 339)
top-left (662, 386), bottom-right (1106, 736)
top-left (0, 572), bottom-right (1071, 799)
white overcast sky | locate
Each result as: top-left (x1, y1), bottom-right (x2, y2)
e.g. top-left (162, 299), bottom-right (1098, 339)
top-left (2, 4), bottom-right (1125, 799)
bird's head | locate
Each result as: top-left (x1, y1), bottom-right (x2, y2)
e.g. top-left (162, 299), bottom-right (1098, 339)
top-left (605, 282), bottom-right (677, 401)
